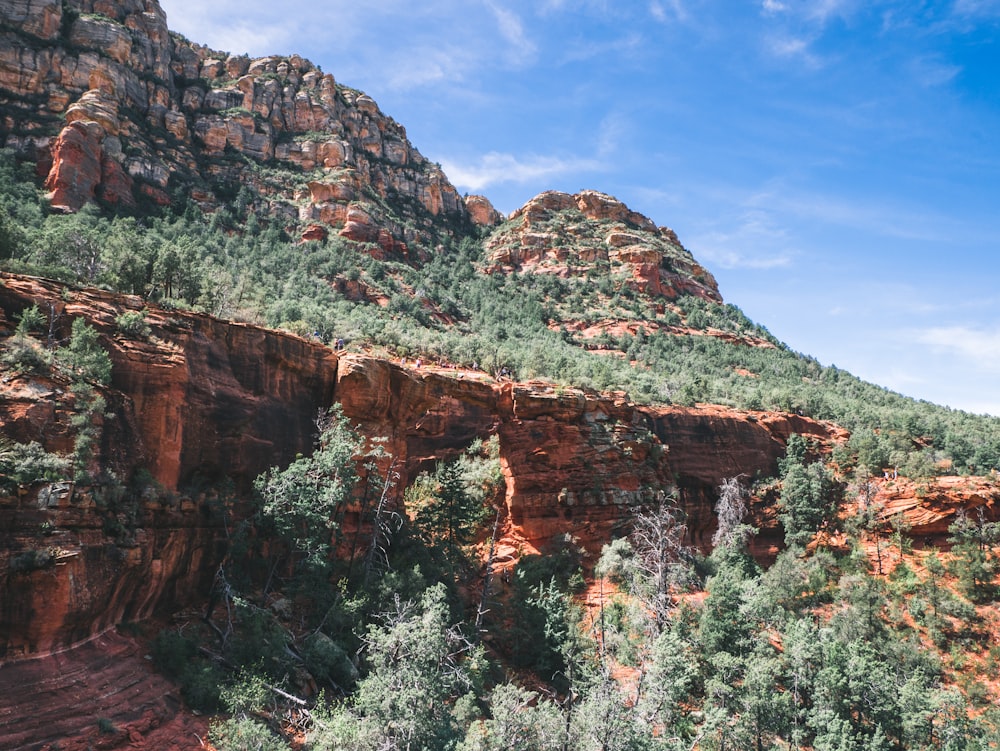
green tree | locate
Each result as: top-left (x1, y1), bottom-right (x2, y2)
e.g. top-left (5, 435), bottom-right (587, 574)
top-left (637, 625), bottom-right (698, 737)
top-left (698, 545), bottom-right (756, 658)
top-left (778, 435), bottom-right (838, 547)
top-left (99, 218), bottom-right (156, 295)
top-left (311, 583), bottom-right (478, 751)
top-left (408, 456), bottom-right (487, 562)
top-left (57, 317), bottom-right (112, 384)
top-left (947, 509), bottom-right (1000, 602)
top-left (254, 405), bottom-right (362, 567)
top-left (459, 684), bottom-right (564, 751)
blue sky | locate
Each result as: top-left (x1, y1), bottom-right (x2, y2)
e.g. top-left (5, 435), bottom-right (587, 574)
top-left (160, 0), bottom-right (1000, 415)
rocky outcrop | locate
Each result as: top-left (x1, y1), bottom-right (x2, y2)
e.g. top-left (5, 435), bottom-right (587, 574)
top-left (2, 273), bottom-right (995, 663)
top-left (485, 190), bottom-right (722, 304)
top-left (0, 0), bottom-right (469, 255)
top-left (0, 274), bottom-right (842, 660)
top-left (868, 475), bottom-right (1000, 538)
top-left (466, 194), bottom-right (504, 227)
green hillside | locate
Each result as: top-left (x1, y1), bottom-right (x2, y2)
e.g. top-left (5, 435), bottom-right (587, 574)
top-left (2, 148), bottom-right (999, 479)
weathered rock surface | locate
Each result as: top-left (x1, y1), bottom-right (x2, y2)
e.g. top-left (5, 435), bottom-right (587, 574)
top-left (0, 272), bottom-right (997, 742)
top-left (0, 0), bottom-right (469, 255)
top-left (0, 273), bottom-right (855, 659)
top-left (869, 475), bottom-right (1000, 538)
top-left (465, 193), bottom-right (504, 227)
top-left (0, 630), bottom-right (208, 751)
top-left (485, 190), bottom-right (722, 303)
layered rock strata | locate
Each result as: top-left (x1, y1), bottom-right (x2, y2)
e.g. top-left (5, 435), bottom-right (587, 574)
top-left (0, 0), bottom-right (473, 255)
top-left (485, 190), bottom-right (722, 303)
top-left (0, 273), bottom-right (843, 659)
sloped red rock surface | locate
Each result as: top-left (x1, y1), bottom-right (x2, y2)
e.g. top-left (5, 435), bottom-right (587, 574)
top-left (0, 630), bottom-right (207, 751)
top-left (0, 479), bottom-right (223, 658)
top-left (867, 475), bottom-right (1000, 536)
top-left (0, 274), bottom-right (339, 491)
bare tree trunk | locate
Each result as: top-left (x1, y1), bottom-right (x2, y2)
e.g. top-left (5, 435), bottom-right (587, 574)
top-left (474, 507), bottom-right (502, 637)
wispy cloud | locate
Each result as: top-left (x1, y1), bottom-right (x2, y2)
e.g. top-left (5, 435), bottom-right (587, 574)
top-left (758, 188), bottom-right (974, 244)
top-left (649, 0), bottom-right (689, 24)
top-left (764, 34), bottom-right (822, 66)
top-left (919, 326), bottom-right (1000, 372)
top-left (907, 55), bottom-right (962, 87)
top-left (559, 33), bottom-right (645, 64)
top-left (758, 0), bottom-right (858, 65)
top-left (696, 245), bottom-right (794, 270)
top-left (952, 0), bottom-right (1000, 20)
top-left (440, 151), bottom-right (603, 191)
top-left (161, 0), bottom-right (301, 55)
top-left (596, 113), bottom-right (629, 157)
top-left (806, 0), bottom-right (857, 25)
top-left (485, 2), bottom-right (537, 66)
top-left (161, 0), bottom-right (533, 92)
top-left (687, 208), bottom-right (796, 270)
top-left (762, 0), bottom-right (856, 25)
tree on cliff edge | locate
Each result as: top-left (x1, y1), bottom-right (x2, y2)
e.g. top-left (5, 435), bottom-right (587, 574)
top-left (254, 404), bottom-right (363, 569)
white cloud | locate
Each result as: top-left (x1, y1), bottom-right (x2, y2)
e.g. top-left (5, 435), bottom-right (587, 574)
top-left (485, 2), bottom-right (538, 66)
top-left (160, 0), bottom-right (524, 91)
top-left (757, 188), bottom-right (973, 245)
top-left (764, 34), bottom-right (823, 67)
top-left (919, 326), bottom-right (1000, 372)
top-left (440, 151), bottom-right (603, 191)
top-left (596, 113), bottom-right (629, 158)
top-left (952, 0), bottom-right (1000, 19)
top-left (649, 0), bottom-right (688, 23)
top-left (559, 33), bottom-right (645, 64)
top-left (761, 0), bottom-right (786, 14)
top-left (696, 245), bottom-right (793, 269)
top-left (806, 0), bottom-right (856, 24)
top-left (908, 56), bottom-right (962, 87)
top-left (687, 209), bottom-right (796, 270)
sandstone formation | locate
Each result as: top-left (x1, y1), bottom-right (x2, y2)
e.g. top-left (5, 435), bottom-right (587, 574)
top-left (0, 630), bottom-right (209, 750)
top-left (869, 475), bottom-right (1000, 538)
top-left (2, 273), bottom-right (998, 746)
top-left (0, 272), bottom-right (838, 660)
top-left (465, 194), bottom-right (504, 227)
top-left (0, 0), bottom-right (469, 255)
top-left (485, 190), bottom-right (722, 303)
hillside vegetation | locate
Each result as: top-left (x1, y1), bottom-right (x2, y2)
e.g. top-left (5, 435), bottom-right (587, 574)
top-left (2, 148), bottom-right (999, 479)
top-left (4, 138), bottom-right (1000, 747)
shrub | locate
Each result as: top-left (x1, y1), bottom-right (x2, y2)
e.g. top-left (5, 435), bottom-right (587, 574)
top-left (1, 336), bottom-right (51, 373)
top-left (209, 717), bottom-right (287, 751)
top-left (151, 630), bottom-right (198, 679)
top-left (15, 304), bottom-right (44, 335)
top-left (58, 317), bottom-right (112, 384)
top-left (96, 718), bottom-right (116, 734)
top-left (10, 548), bottom-right (54, 573)
top-left (0, 438), bottom-right (69, 486)
top-left (115, 310), bottom-right (151, 338)
top-left (301, 631), bottom-right (358, 689)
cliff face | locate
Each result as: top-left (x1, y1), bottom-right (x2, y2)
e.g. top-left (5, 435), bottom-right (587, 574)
top-left (0, 0), bottom-right (490, 256)
top-left (0, 273), bottom-right (842, 659)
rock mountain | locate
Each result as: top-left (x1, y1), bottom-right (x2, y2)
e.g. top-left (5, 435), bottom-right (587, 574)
top-left (1, 0), bottom-right (476, 258)
top-left (2, 2), bottom-right (1000, 749)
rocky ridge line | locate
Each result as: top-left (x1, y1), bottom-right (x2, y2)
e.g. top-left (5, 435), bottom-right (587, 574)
top-left (0, 0), bottom-right (497, 258)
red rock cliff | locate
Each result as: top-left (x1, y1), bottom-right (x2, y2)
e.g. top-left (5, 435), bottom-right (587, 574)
top-left (0, 274), bottom-right (844, 659)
